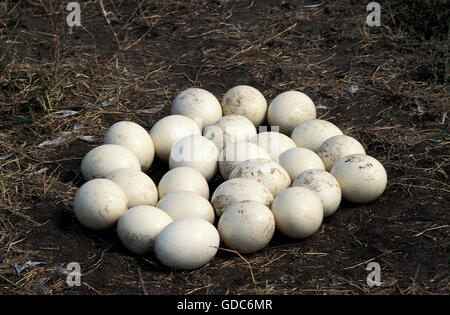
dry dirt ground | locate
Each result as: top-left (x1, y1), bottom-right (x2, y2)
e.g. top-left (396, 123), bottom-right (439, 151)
top-left (0, 0), bottom-right (448, 295)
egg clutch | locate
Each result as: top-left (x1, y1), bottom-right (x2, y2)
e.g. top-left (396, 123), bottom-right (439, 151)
top-left (73, 86), bottom-right (388, 270)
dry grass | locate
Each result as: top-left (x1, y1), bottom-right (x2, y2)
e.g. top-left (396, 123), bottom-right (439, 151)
top-left (0, 0), bottom-right (448, 295)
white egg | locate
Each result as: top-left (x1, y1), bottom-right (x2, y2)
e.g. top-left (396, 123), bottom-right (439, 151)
top-left (221, 85), bottom-right (267, 127)
top-left (117, 205), bottom-right (173, 255)
top-left (73, 178), bottom-right (128, 230)
top-left (291, 119), bottom-right (343, 152)
top-left (317, 135), bottom-right (366, 171)
top-left (279, 147), bottom-right (325, 181)
top-left (171, 88), bottom-right (222, 130)
top-left (103, 121), bottom-right (155, 170)
top-left (218, 141), bottom-right (270, 179)
top-left (156, 191), bottom-right (215, 224)
top-left (330, 154), bottom-right (387, 204)
top-left (293, 169), bottom-right (342, 217)
top-left (249, 131), bottom-right (297, 162)
top-left (211, 177), bottom-right (274, 217)
top-left (271, 187), bottom-right (323, 239)
top-left (218, 201), bottom-right (275, 254)
top-left (267, 91), bottom-right (316, 135)
top-left (81, 144), bottom-right (141, 180)
top-left (149, 115), bottom-right (201, 161)
top-left (203, 114), bottom-right (257, 150)
top-left (105, 168), bottom-right (158, 208)
top-left (229, 158), bottom-right (291, 196)
top-left (154, 217), bottom-right (220, 270)
top-left (169, 135), bottom-right (219, 181)
top-left (157, 167), bottom-right (209, 199)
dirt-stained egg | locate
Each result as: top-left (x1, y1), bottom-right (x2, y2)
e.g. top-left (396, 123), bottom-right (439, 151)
top-left (218, 201), bottom-right (275, 254)
top-left (117, 205), bottom-right (173, 255)
top-left (221, 85), bottom-right (267, 127)
top-left (203, 114), bottom-right (257, 150)
top-left (293, 169), bottom-right (342, 217)
top-left (229, 158), bottom-right (291, 196)
top-left (317, 135), bottom-right (366, 171)
top-left (330, 154), bottom-right (387, 204)
top-left (211, 177), bottom-right (274, 217)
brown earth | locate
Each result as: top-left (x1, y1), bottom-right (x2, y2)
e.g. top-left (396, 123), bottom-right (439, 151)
top-left (0, 0), bottom-right (448, 295)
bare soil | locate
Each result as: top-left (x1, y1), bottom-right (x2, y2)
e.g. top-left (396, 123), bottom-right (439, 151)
top-left (0, 0), bottom-right (448, 295)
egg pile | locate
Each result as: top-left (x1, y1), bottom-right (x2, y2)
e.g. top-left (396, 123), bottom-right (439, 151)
top-left (73, 86), bottom-right (387, 270)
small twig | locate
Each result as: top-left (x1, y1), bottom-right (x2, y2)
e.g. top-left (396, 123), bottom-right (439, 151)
top-left (260, 253), bottom-right (286, 268)
top-left (226, 23), bottom-right (297, 62)
top-left (99, 0), bottom-right (121, 50)
top-left (7, 0), bottom-right (23, 15)
top-left (344, 251), bottom-right (393, 270)
top-left (331, 274), bottom-right (367, 293)
top-left (83, 282), bottom-right (102, 295)
top-left (409, 264), bottom-right (421, 295)
top-left (217, 247), bottom-right (256, 285)
top-left (186, 284), bottom-right (212, 295)
top-left (391, 182), bottom-right (450, 193)
top-left (137, 266), bottom-right (148, 295)
top-left (186, 29), bottom-right (222, 39)
top-left (306, 52), bottom-right (337, 70)
top-left (413, 225), bottom-right (449, 237)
